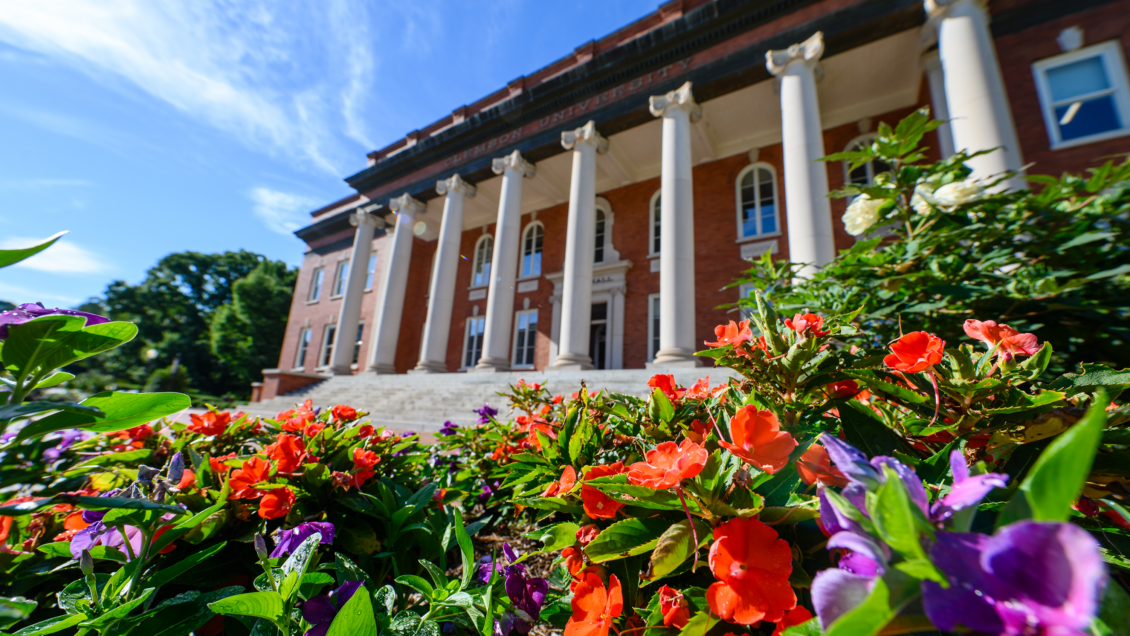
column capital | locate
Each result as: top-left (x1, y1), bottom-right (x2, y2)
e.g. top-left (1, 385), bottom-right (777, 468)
top-left (436, 173), bottom-right (476, 198)
top-left (561, 120), bottom-right (609, 153)
top-left (649, 81), bottom-right (702, 122)
top-left (389, 193), bottom-right (425, 218)
top-left (492, 149), bottom-right (536, 178)
top-left (766, 31), bottom-right (824, 76)
top-left (349, 204), bottom-right (385, 228)
top-left (924, 0), bottom-right (987, 20)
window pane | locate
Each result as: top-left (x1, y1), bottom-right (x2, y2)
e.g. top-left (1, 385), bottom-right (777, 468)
top-left (365, 254), bottom-right (377, 290)
top-left (759, 169), bottom-right (776, 234)
top-left (652, 195), bottom-right (662, 254)
top-left (590, 302), bottom-right (607, 322)
top-left (353, 323), bottom-right (364, 364)
top-left (595, 210), bottom-right (605, 263)
top-left (1047, 56), bottom-right (1111, 101)
top-left (1056, 95), bottom-right (1122, 140)
top-left (310, 268), bottom-right (324, 301)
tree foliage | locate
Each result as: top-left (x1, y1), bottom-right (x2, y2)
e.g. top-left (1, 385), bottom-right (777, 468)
top-left (210, 260), bottom-right (298, 390)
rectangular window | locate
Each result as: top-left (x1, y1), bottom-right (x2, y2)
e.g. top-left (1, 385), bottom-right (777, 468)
top-left (648, 293), bottom-right (661, 362)
top-left (463, 316), bottom-right (486, 369)
top-left (1033, 41), bottom-right (1130, 148)
top-left (319, 324), bottom-right (336, 367)
top-left (308, 267), bottom-right (325, 302)
top-left (352, 322), bottom-right (364, 365)
top-left (331, 260), bottom-right (349, 297)
top-left (364, 253), bottom-right (378, 290)
top-left (512, 309), bottom-right (538, 368)
top-left (294, 328), bottom-right (311, 369)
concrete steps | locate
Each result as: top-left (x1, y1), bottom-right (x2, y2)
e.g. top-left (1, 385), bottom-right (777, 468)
top-left (242, 368), bottom-right (737, 435)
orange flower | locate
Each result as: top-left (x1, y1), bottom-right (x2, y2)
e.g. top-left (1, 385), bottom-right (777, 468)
top-left (795, 444), bottom-right (847, 488)
top-left (304, 422), bottom-right (325, 438)
top-left (187, 411), bottom-right (230, 436)
top-left (230, 457), bottom-right (272, 499)
top-left (884, 331), bottom-right (945, 373)
top-left (706, 518), bottom-right (796, 624)
top-left (718, 407), bottom-right (797, 474)
top-left (265, 434), bottom-right (307, 474)
top-left (258, 487), bottom-right (295, 520)
top-left (583, 462), bottom-right (627, 481)
top-left (963, 319), bottom-right (1040, 359)
top-left (63, 510), bottom-right (89, 531)
top-left (351, 448), bottom-right (381, 488)
top-left (152, 524), bottom-right (179, 554)
top-left (686, 419), bottom-right (712, 444)
top-left (647, 374), bottom-right (685, 403)
top-left (542, 466), bottom-right (578, 497)
top-left (772, 607), bottom-right (813, 636)
top-left (705, 320), bottom-right (753, 347)
top-left (576, 524), bottom-right (600, 546)
top-left (658, 585), bottom-right (691, 629)
top-left (356, 425), bottom-right (374, 439)
top-left (827, 380), bottom-right (859, 399)
top-left (332, 404), bottom-right (358, 421)
top-left (628, 440), bottom-right (708, 490)
top-left (209, 452), bottom-right (237, 475)
top-left (784, 313), bottom-right (829, 337)
top-left (563, 546), bottom-right (585, 576)
top-left (553, 395), bottom-right (564, 404)
top-left (565, 572), bottom-right (622, 636)
top-left (177, 469), bottom-right (197, 491)
top-left (109, 424), bottom-right (153, 449)
top-left (581, 485), bottom-right (624, 520)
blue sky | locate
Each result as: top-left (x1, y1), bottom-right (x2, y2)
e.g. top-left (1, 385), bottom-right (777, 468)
top-left (0, 0), bottom-right (658, 306)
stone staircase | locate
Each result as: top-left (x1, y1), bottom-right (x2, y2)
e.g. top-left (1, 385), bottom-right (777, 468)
top-left (241, 368), bottom-right (737, 435)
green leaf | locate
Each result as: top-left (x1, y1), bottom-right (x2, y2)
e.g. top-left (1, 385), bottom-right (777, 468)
top-left (298, 573), bottom-right (336, 600)
top-left (0, 596), bottom-right (37, 630)
top-left (373, 585), bottom-right (396, 616)
top-left (0, 493), bottom-right (184, 517)
top-left (676, 610), bottom-right (717, 636)
top-left (648, 519), bottom-right (711, 580)
top-left (1048, 364), bottom-right (1130, 396)
top-left (389, 612), bottom-right (439, 636)
top-left (278, 534), bottom-right (321, 601)
top-left (327, 584), bottom-right (377, 636)
top-left (208, 591), bottom-right (285, 628)
top-left (147, 542), bottom-right (227, 589)
top-left (0, 401), bottom-right (101, 426)
top-left (79, 588), bottom-right (155, 627)
top-left (452, 507), bottom-right (475, 590)
top-left (559, 404), bottom-right (580, 460)
top-left (0, 231), bottom-right (66, 269)
top-left (1001, 393), bottom-right (1108, 525)
top-left (523, 522), bottom-right (579, 558)
top-left (781, 618), bottom-right (825, 636)
top-left (8, 613), bottom-right (88, 635)
top-left (649, 388), bottom-right (675, 425)
top-left (838, 400), bottom-right (908, 458)
top-left (585, 517), bottom-right (670, 564)
top-left (419, 560), bottom-right (449, 591)
top-left (3, 316), bottom-right (137, 381)
top-left (32, 372), bottom-right (74, 390)
top-left (17, 391), bottom-right (191, 441)
top-left (869, 466), bottom-right (941, 583)
top-left (395, 575), bottom-right (434, 597)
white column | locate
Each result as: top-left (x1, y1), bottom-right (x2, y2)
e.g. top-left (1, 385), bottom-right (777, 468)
top-left (474, 150), bottom-right (535, 372)
top-left (548, 293), bottom-right (562, 367)
top-left (367, 193), bottom-right (424, 374)
top-left (767, 32), bottom-right (835, 278)
top-left (414, 175), bottom-right (475, 373)
top-left (648, 81), bottom-right (701, 368)
top-left (329, 205), bottom-right (383, 375)
top-left (610, 286), bottom-right (625, 370)
top-left (552, 121), bottom-right (608, 370)
top-left (927, 0), bottom-right (1025, 191)
top-left (921, 50), bottom-right (955, 158)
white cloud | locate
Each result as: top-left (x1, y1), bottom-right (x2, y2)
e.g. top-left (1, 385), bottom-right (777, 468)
top-left (0, 282), bottom-right (81, 305)
top-left (249, 187), bottom-right (320, 235)
top-left (0, 237), bottom-right (110, 275)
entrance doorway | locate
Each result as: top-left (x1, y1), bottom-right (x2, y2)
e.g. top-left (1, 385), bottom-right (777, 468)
top-left (589, 302), bottom-right (608, 370)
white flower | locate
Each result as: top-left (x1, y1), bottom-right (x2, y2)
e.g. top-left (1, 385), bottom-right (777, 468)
top-left (931, 179), bottom-right (984, 207)
top-left (910, 185), bottom-right (934, 215)
top-left (843, 194), bottom-right (882, 236)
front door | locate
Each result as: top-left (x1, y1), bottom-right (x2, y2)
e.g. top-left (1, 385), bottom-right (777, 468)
top-left (589, 302), bottom-right (608, 370)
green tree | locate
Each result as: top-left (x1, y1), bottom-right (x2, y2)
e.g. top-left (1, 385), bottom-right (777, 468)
top-left (210, 260), bottom-right (297, 390)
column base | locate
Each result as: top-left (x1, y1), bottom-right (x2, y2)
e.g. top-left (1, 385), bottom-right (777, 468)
top-left (369, 364), bottom-right (398, 375)
top-left (549, 354), bottom-right (593, 371)
top-left (409, 360), bottom-right (448, 374)
top-left (647, 348), bottom-right (702, 368)
top-left (329, 364), bottom-right (355, 376)
top-left (472, 357), bottom-right (511, 373)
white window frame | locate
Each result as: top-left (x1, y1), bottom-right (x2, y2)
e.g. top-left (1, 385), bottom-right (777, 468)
top-left (364, 253), bottom-right (377, 291)
top-left (735, 163), bottom-right (781, 242)
top-left (594, 208), bottom-right (607, 264)
top-left (331, 260), bottom-right (349, 298)
top-left (648, 190), bottom-right (662, 257)
top-left (319, 324), bottom-right (336, 368)
top-left (511, 309), bottom-right (539, 369)
top-left (462, 316), bottom-right (486, 370)
top-left (471, 235), bottom-right (493, 288)
top-left (308, 267), bottom-right (325, 303)
top-left (1032, 41), bottom-right (1130, 150)
top-left (294, 327), bottom-right (311, 369)
top-left (647, 293), bottom-right (661, 362)
top-left (352, 321), bottom-right (364, 366)
top-left (519, 222), bottom-right (544, 279)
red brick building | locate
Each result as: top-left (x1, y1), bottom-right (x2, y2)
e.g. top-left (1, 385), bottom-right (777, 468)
top-left (257, 0), bottom-right (1130, 400)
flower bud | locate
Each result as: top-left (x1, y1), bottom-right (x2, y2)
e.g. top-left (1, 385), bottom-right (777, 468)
top-left (167, 452), bottom-right (185, 485)
top-left (136, 465), bottom-right (160, 487)
top-left (254, 533), bottom-right (269, 560)
top-left (79, 549), bottom-right (94, 575)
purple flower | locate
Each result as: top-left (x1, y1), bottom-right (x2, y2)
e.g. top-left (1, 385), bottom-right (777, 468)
top-left (439, 421), bottom-right (460, 436)
top-left (270, 522), bottom-right (335, 558)
top-left (930, 450), bottom-right (1009, 523)
top-left (475, 404), bottom-right (498, 424)
top-left (301, 581), bottom-right (363, 636)
top-left (70, 521), bottom-right (143, 560)
top-left (922, 521), bottom-right (1105, 635)
top-left (44, 429), bottom-right (89, 461)
top-left (812, 569), bottom-right (875, 630)
top-left (0, 302), bottom-right (108, 339)
top-left (821, 434), bottom-right (929, 517)
top-left (481, 543), bottom-right (547, 632)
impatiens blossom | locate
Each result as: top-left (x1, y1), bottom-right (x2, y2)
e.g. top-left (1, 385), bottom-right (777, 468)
top-left (258, 487), bottom-right (295, 520)
top-left (930, 179), bottom-right (983, 207)
top-left (843, 194), bottom-right (882, 236)
top-left (331, 404), bottom-right (357, 421)
top-left (706, 517), bottom-right (796, 625)
top-left (0, 302), bottom-right (109, 339)
top-left (565, 572), bottom-right (622, 636)
top-left (575, 524), bottom-right (599, 546)
top-left (718, 406), bottom-right (797, 474)
top-left (350, 448), bottom-right (380, 488)
top-left (784, 313), bottom-right (829, 338)
top-left (922, 522), bottom-right (1105, 635)
top-left (647, 374), bottom-right (685, 403)
top-left (187, 411), bottom-right (230, 436)
top-left (229, 457), bottom-right (271, 499)
top-left (658, 585), bottom-right (690, 628)
top-left (627, 440), bottom-right (708, 489)
top-left (542, 466), bottom-right (577, 497)
top-left (302, 581), bottom-right (363, 636)
top-left (705, 320), bottom-right (753, 347)
top-left (270, 522), bottom-right (335, 558)
top-left (562, 547), bottom-right (584, 576)
top-left (266, 433), bottom-right (308, 473)
top-left (796, 444), bottom-right (848, 488)
top-left (884, 331), bottom-right (945, 373)
top-left (580, 463), bottom-right (627, 519)
top-left (963, 319), bottom-right (1040, 359)
top-left (773, 607), bottom-right (814, 636)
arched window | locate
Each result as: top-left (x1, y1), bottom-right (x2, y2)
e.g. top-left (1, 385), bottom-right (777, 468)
top-left (843, 134), bottom-right (891, 196)
top-left (472, 235), bottom-right (492, 287)
top-left (595, 209), bottom-right (606, 264)
top-left (736, 164), bottom-right (779, 239)
top-left (649, 190), bottom-right (662, 256)
top-left (520, 222), bottom-right (543, 278)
